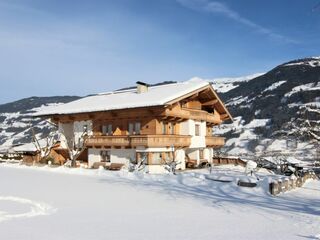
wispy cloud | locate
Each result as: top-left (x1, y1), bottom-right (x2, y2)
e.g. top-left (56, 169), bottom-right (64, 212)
top-left (176, 0), bottom-right (298, 44)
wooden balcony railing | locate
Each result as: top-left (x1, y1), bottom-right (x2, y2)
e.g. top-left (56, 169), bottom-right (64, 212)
top-left (85, 135), bottom-right (191, 148)
top-left (205, 136), bottom-right (225, 147)
top-left (163, 108), bottom-right (221, 124)
top-left (131, 135), bottom-right (191, 147)
top-left (85, 136), bottom-right (130, 147)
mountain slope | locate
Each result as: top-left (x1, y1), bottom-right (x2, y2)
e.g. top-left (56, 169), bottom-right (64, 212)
top-left (0, 96), bottom-right (80, 146)
top-left (212, 57), bottom-right (320, 158)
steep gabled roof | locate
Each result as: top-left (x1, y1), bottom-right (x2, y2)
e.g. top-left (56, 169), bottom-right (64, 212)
top-left (35, 79), bottom-right (232, 120)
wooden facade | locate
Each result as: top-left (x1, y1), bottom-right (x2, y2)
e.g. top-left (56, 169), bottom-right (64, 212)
top-left (85, 135), bottom-right (192, 148)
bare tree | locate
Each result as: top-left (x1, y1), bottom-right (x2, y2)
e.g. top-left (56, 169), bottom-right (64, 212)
top-left (58, 127), bottom-right (88, 167)
top-left (30, 120), bottom-right (60, 162)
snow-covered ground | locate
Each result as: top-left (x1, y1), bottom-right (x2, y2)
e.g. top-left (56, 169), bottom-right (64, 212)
top-left (0, 164), bottom-right (319, 240)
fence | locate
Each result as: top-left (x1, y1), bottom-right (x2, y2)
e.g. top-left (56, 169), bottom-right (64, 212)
top-left (212, 157), bottom-right (246, 167)
top-left (269, 172), bottom-right (318, 195)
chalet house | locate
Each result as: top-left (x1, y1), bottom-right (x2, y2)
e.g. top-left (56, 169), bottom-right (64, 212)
top-left (36, 79), bottom-right (232, 173)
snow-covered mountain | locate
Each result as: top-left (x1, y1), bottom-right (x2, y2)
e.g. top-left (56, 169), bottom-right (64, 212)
top-left (0, 57), bottom-right (319, 161)
top-left (0, 96), bottom-right (80, 147)
top-left (200, 73), bottom-right (265, 93)
top-left (211, 57), bottom-right (320, 160)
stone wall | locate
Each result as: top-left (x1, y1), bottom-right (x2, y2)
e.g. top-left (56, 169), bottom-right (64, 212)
top-left (269, 172), bottom-right (318, 196)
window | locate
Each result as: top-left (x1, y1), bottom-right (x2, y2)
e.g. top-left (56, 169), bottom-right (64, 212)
top-left (102, 125), bottom-right (107, 135)
top-left (136, 152), bottom-right (148, 164)
top-left (169, 122), bottom-right (175, 134)
top-left (128, 122), bottom-right (141, 135)
top-left (151, 152), bottom-right (162, 165)
top-left (135, 122), bottom-right (141, 135)
top-left (199, 149), bottom-right (204, 159)
top-left (108, 124), bottom-right (113, 135)
top-left (100, 150), bottom-right (110, 162)
top-left (162, 122), bottom-right (167, 134)
top-left (149, 152), bottom-right (173, 165)
top-left (162, 152), bottom-right (172, 162)
top-left (102, 124), bottom-right (113, 135)
top-left (195, 124), bottom-right (200, 136)
top-left (128, 123), bottom-right (134, 135)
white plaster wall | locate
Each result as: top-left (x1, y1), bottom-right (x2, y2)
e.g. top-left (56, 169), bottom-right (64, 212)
top-left (88, 147), bottom-right (186, 172)
top-left (88, 148), bottom-right (135, 167)
top-left (180, 120), bottom-right (206, 148)
top-left (175, 149), bottom-right (186, 170)
top-left (110, 149), bottom-right (135, 164)
top-left (203, 148), bottom-right (210, 161)
top-left (180, 120), bottom-right (192, 135)
top-left (190, 121), bottom-right (206, 148)
top-left (88, 148), bottom-right (101, 167)
top-left (186, 148), bottom-right (199, 162)
top-left (207, 148), bottom-right (214, 163)
top-left (58, 122), bottom-right (73, 149)
top-left (73, 120), bottom-right (93, 148)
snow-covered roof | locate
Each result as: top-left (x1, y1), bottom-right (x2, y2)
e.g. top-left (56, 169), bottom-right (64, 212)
top-left (35, 79), bottom-right (212, 116)
top-left (11, 138), bottom-right (52, 153)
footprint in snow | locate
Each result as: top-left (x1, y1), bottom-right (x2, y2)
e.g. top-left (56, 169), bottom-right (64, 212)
top-left (0, 196), bottom-right (56, 223)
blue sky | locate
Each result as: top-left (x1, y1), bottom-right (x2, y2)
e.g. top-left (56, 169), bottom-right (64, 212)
top-left (0, 0), bottom-right (319, 104)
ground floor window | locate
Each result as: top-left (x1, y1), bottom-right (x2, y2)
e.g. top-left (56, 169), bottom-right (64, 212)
top-left (136, 151), bottom-right (175, 165)
top-left (199, 149), bottom-right (204, 159)
top-left (136, 152), bottom-right (148, 164)
top-left (151, 152), bottom-right (162, 165)
top-left (100, 150), bottom-right (110, 162)
top-left (150, 152), bottom-right (173, 165)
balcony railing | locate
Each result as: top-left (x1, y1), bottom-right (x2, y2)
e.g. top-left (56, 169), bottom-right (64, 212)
top-left (163, 108), bottom-right (221, 124)
top-left (131, 135), bottom-right (191, 147)
top-left (85, 135), bottom-right (191, 148)
top-left (205, 136), bottom-right (225, 147)
top-left (85, 136), bottom-right (130, 147)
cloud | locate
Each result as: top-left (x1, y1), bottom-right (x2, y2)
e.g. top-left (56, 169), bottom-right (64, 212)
top-left (176, 0), bottom-right (298, 44)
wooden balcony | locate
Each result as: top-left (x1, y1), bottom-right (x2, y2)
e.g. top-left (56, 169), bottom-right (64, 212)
top-left (205, 136), bottom-right (225, 147)
top-left (131, 135), bottom-right (191, 147)
top-left (206, 113), bottom-right (222, 124)
top-left (163, 107), bottom-right (221, 124)
top-left (85, 135), bottom-right (191, 148)
top-left (85, 136), bottom-right (130, 147)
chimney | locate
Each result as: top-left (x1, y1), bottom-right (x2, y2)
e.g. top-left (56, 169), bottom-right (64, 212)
top-left (136, 81), bottom-right (149, 93)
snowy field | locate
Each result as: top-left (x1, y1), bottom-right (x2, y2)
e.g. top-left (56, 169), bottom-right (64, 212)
top-left (0, 164), bottom-right (319, 240)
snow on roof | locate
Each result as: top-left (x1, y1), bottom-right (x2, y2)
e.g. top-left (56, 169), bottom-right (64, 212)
top-left (11, 139), bottom-right (51, 153)
top-left (35, 79), bottom-right (210, 116)
top-left (12, 142), bottom-right (38, 153)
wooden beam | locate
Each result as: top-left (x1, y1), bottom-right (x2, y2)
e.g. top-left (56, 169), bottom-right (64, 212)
top-left (202, 99), bottom-right (218, 106)
top-left (220, 113), bottom-right (229, 119)
top-left (188, 93), bottom-right (199, 100)
top-left (200, 88), bottom-right (212, 97)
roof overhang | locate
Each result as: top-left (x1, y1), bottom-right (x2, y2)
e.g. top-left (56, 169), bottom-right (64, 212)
top-left (165, 84), bottom-right (233, 121)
